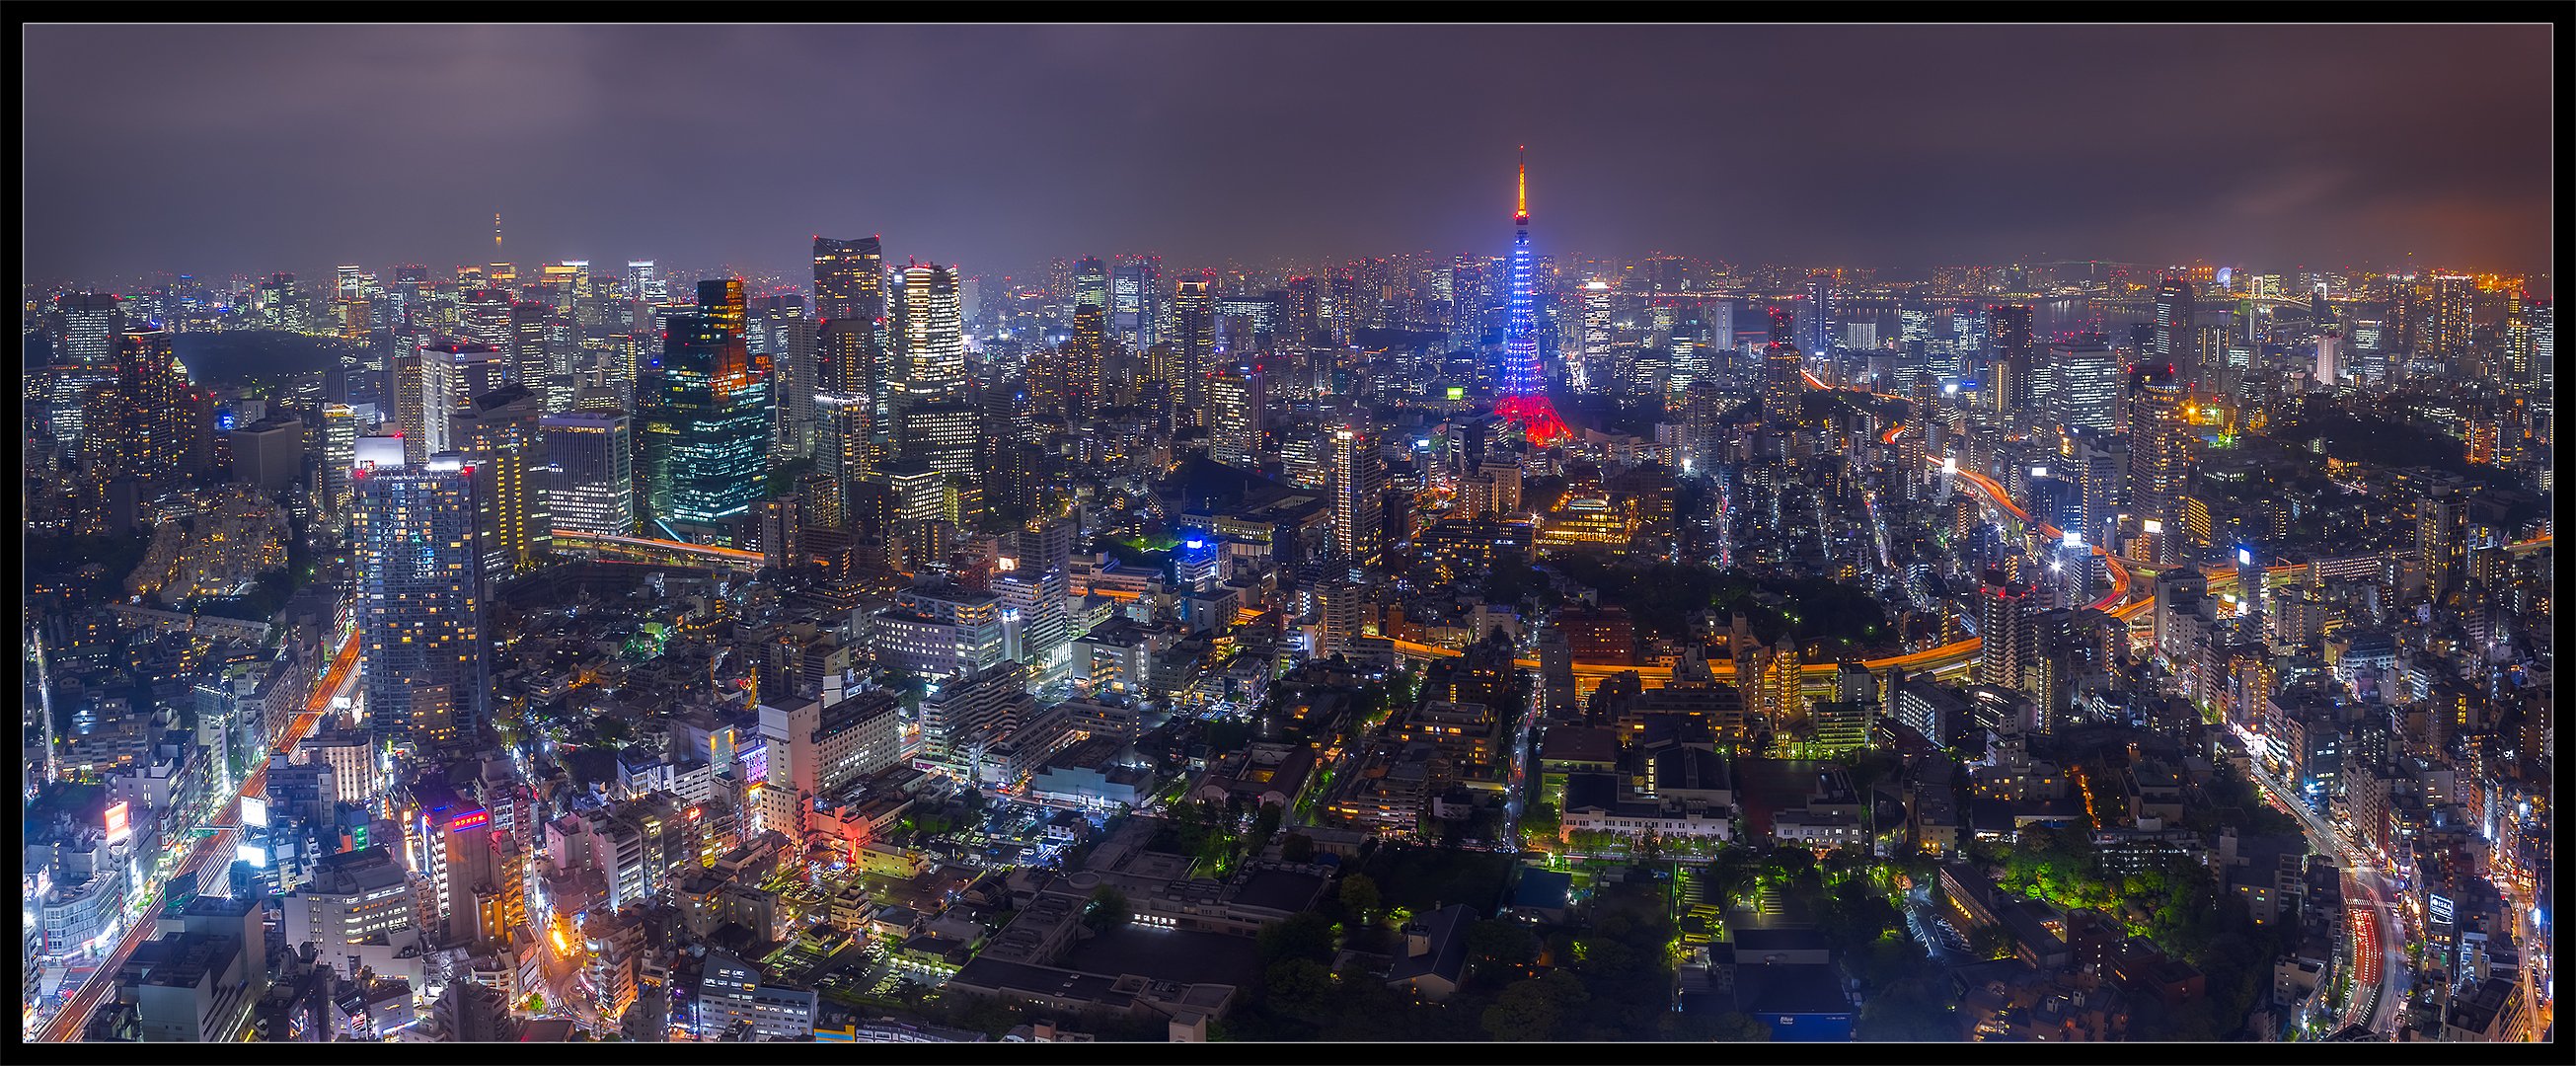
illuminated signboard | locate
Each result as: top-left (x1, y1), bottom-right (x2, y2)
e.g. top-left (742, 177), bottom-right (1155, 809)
top-left (243, 795), bottom-right (269, 828)
top-left (1447, 386), bottom-right (1465, 401)
top-left (104, 801), bottom-right (132, 843)
top-left (236, 842), bottom-right (267, 869)
top-left (447, 808), bottom-right (491, 833)
top-left (2430, 894), bottom-right (2456, 925)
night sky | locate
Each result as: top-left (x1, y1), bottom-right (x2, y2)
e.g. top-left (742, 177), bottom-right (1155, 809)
top-left (22, 24), bottom-right (2554, 283)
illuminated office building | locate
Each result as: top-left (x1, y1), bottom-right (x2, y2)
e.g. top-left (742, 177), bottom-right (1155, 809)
top-left (639, 312), bottom-right (771, 533)
top-left (899, 264), bottom-right (966, 398)
top-left (540, 410), bottom-right (633, 537)
top-left (813, 235), bottom-right (885, 322)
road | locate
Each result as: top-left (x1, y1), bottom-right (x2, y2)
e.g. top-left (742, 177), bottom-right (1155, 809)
top-left (2236, 737), bottom-right (2405, 1039)
top-left (34, 626), bottom-right (362, 1043)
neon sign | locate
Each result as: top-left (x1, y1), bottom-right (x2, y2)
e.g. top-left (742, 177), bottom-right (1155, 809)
top-left (448, 809), bottom-right (490, 833)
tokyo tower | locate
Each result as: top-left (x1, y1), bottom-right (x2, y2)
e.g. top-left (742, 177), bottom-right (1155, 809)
top-left (1494, 147), bottom-right (1572, 446)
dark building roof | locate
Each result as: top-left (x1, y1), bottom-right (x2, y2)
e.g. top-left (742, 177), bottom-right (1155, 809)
top-left (1231, 868), bottom-right (1329, 915)
top-left (1509, 869), bottom-right (1572, 912)
top-left (1732, 961), bottom-right (1852, 1017)
top-left (1385, 903), bottom-right (1475, 990)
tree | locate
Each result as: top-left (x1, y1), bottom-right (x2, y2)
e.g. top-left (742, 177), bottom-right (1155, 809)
top-left (1256, 911), bottom-right (1337, 968)
top-left (1280, 833), bottom-right (1317, 864)
top-left (1468, 919), bottom-right (1540, 969)
top-left (1338, 872), bottom-right (1384, 924)
top-left (1262, 958), bottom-right (1337, 1025)
top-left (1081, 885), bottom-right (1128, 933)
top-left (1250, 801), bottom-right (1285, 851)
top-left (1481, 970), bottom-right (1588, 1041)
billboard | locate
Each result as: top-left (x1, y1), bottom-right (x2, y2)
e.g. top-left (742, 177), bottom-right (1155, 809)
top-left (243, 795), bottom-right (269, 828)
top-left (104, 801), bottom-right (132, 844)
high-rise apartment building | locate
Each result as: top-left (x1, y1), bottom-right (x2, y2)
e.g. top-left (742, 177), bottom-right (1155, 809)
top-left (1330, 426), bottom-right (1386, 567)
top-left (354, 456), bottom-right (488, 750)
top-left (454, 385), bottom-right (551, 577)
top-left (2126, 365), bottom-right (2190, 530)
top-left (1977, 571), bottom-right (2035, 693)
top-left (113, 330), bottom-right (190, 479)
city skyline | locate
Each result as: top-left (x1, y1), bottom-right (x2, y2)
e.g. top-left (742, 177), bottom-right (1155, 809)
top-left (23, 24), bottom-right (2555, 282)
top-left (19, 20), bottom-right (2554, 1047)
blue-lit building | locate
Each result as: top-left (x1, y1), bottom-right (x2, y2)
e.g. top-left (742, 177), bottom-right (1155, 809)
top-left (639, 303), bottom-right (772, 540)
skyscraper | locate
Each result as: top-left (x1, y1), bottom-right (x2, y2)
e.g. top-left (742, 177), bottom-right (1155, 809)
top-left (2429, 273), bottom-right (2473, 366)
top-left (1977, 571), bottom-right (2035, 693)
top-left (1494, 150), bottom-right (1572, 447)
top-left (639, 313), bottom-right (772, 534)
top-left (52, 292), bottom-right (121, 365)
top-left (698, 277), bottom-right (747, 344)
top-left (2153, 277), bottom-right (2196, 381)
top-left (772, 314), bottom-right (818, 464)
top-left (2125, 363), bottom-right (2190, 532)
top-left (355, 456), bottom-right (488, 751)
top-left (1208, 368), bottom-right (1264, 469)
top-left (1073, 257), bottom-right (1108, 318)
top-left (394, 339), bottom-right (487, 465)
top-left (507, 301), bottom-right (566, 412)
top-left (540, 410), bottom-right (634, 537)
top-left (454, 385), bottom-right (551, 577)
top-left (624, 260), bottom-right (662, 303)
top-left (2047, 333), bottom-right (2121, 433)
top-left (1330, 426), bottom-right (1386, 566)
top-left (319, 404), bottom-right (359, 519)
top-left (1806, 273), bottom-right (1839, 352)
top-left (1111, 255), bottom-right (1161, 349)
top-left (899, 264), bottom-right (965, 398)
top-left (813, 235), bottom-right (886, 322)
top-left (1987, 304), bottom-right (2034, 416)
top-left (458, 289), bottom-right (512, 349)
top-left (112, 330), bottom-right (189, 478)
top-left (43, 293), bottom-right (121, 448)
top-left (1284, 275), bottom-right (1321, 346)
top-left (1174, 278), bottom-right (1216, 420)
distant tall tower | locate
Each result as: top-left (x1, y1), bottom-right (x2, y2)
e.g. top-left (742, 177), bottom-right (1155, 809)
top-left (1494, 149), bottom-right (1571, 447)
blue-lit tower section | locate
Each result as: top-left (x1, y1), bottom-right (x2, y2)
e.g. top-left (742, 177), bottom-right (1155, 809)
top-left (1495, 149), bottom-right (1571, 446)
